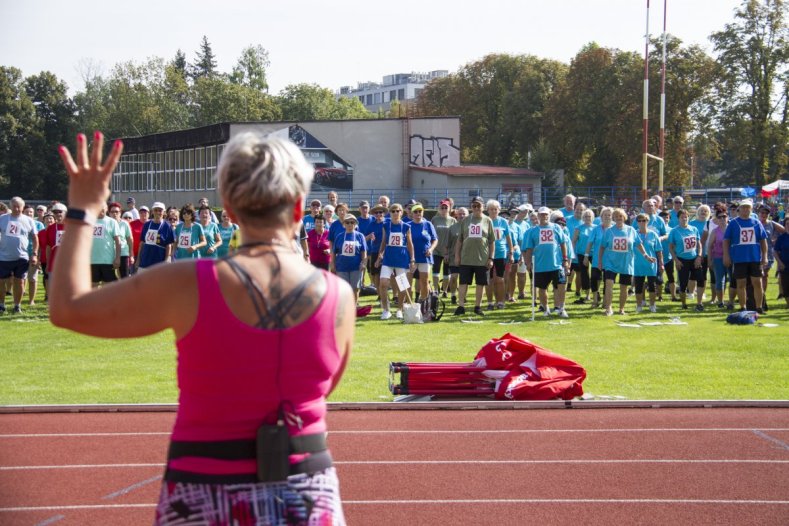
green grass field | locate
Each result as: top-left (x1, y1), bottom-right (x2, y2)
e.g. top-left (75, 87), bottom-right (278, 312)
top-left (2, 279), bottom-right (787, 405)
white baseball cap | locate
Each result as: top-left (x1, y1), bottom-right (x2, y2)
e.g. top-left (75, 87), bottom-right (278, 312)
top-left (151, 202), bottom-right (166, 210)
top-left (538, 207), bottom-right (551, 214)
top-left (739, 198), bottom-right (754, 208)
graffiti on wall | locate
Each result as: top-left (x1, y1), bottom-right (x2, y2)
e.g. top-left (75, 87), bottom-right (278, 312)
top-left (409, 135), bottom-right (460, 168)
top-left (269, 125), bottom-right (354, 190)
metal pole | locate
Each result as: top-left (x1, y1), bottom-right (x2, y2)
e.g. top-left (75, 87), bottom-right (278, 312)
top-left (642, 0), bottom-right (651, 202)
top-left (658, 0), bottom-right (667, 194)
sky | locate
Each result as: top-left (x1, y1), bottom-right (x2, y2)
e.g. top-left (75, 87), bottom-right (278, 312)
top-left (1, 0), bottom-right (745, 95)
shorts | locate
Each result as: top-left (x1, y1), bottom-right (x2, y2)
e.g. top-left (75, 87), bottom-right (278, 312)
top-left (414, 262), bottom-right (431, 274)
top-left (780, 270), bottom-right (789, 298)
top-left (337, 269), bottom-right (362, 289)
top-left (380, 265), bottom-right (407, 280)
top-left (367, 254), bottom-right (380, 276)
top-left (432, 255), bottom-right (450, 277)
top-left (459, 265), bottom-right (488, 286)
top-left (604, 270), bottom-right (632, 286)
top-left (732, 261), bottom-right (763, 280)
top-left (491, 258), bottom-right (506, 278)
top-left (634, 275), bottom-right (657, 294)
top-left (0, 258), bottom-right (29, 279)
top-left (91, 264), bottom-right (118, 283)
top-left (534, 270), bottom-right (560, 290)
top-left (27, 262), bottom-right (40, 281)
top-left (449, 265), bottom-right (460, 275)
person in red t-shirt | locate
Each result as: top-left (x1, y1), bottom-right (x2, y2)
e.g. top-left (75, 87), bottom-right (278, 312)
top-left (38, 212), bottom-right (55, 301)
top-left (128, 206), bottom-right (149, 272)
top-left (45, 203), bottom-right (67, 271)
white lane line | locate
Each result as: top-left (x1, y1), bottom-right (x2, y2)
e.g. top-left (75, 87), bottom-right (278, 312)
top-left (752, 430), bottom-right (789, 451)
top-left (2, 459), bottom-right (788, 471)
top-left (2, 428), bottom-right (788, 438)
top-left (34, 515), bottom-right (65, 525)
top-left (2, 499), bottom-right (788, 513)
top-left (102, 475), bottom-right (162, 500)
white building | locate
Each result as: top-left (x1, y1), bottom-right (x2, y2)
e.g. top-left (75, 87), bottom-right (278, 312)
top-left (337, 71), bottom-right (448, 113)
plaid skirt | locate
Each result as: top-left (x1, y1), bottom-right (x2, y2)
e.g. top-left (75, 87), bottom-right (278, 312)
top-left (154, 467), bottom-right (345, 526)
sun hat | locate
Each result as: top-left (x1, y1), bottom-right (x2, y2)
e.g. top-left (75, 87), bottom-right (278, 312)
top-left (739, 198), bottom-right (754, 208)
top-left (343, 214), bottom-right (358, 223)
top-left (411, 204), bottom-right (424, 213)
top-left (538, 206), bottom-right (551, 214)
top-left (151, 202), bottom-right (166, 210)
top-left (139, 205), bottom-right (150, 212)
top-left (51, 203), bottom-right (67, 212)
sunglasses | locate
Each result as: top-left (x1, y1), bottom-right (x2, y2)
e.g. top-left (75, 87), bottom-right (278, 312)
top-left (471, 204), bottom-right (482, 208)
top-left (374, 211), bottom-right (385, 215)
top-left (390, 209), bottom-right (402, 213)
top-left (637, 219), bottom-right (647, 223)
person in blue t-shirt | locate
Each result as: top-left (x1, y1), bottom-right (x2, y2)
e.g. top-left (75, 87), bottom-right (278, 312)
top-left (375, 204), bottom-right (415, 320)
top-left (599, 208), bottom-right (652, 315)
top-left (633, 213), bottom-right (664, 313)
top-left (328, 203), bottom-right (350, 244)
top-left (408, 204), bottom-right (437, 302)
top-left (330, 214), bottom-right (367, 304)
top-left (564, 201), bottom-right (585, 295)
top-left (583, 207), bottom-right (613, 308)
top-left (658, 210), bottom-right (677, 301)
top-left (668, 195), bottom-right (684, 228)
top-left (668, 208), bottom-right (705, 311)
top-left (486, 200), bottom-right (514, 310)
top-left (505, 209), bottom-right (523, 303)
top-left (365, 205), bottom-right (387, 296)
top-left (136, 202), bottom-right (174, 270)
top-left (522, 207), bottom-right (570, 318)
top-left (302, 199), bottom-right (322, 234)
top-left (571, 208), bottom-right (595, 304)
top-left (723, 199), bottom-right (768, 312)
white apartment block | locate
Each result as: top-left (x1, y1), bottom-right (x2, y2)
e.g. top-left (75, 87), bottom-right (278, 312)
top-left (337, 70), bottom-right (448, 113)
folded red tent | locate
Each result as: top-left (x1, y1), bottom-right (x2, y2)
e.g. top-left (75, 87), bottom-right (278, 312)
top-left (389, 333), bottom-right (586, 401)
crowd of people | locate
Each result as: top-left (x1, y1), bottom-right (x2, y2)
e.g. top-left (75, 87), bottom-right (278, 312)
top-left (295, 192), bottom-right (788, 319)
top-left (2, 189), bottom-right (788, 318)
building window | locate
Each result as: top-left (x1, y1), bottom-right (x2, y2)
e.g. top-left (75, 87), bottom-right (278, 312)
top-left (366, 94), bottom-right (373, 105)
top-left (398, 88), bottom-right (405, 100)
top-left (154, 152), bottom-right (164, 191)
top-left (358, 96), bottom-right (364, 103)
top-left (195, 147), bottom-right (205, 190)
top-left (165, 151), bottom-right (174, 191)
top-left (125, 154), bottom-right (135, 192)
top-left (206, 145), bottom-right (217, 189)
top-left (145, 153), bottom-right (154, 192)
top-left (175, 150), bottom-right (183, 190)
top-left (390, 89), bottom-right (397, 101)
top-left (184, 149), bottom-right (194, 190)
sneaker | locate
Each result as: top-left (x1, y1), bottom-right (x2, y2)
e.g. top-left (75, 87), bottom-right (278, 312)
top-left (473, 306), bottom-right (485, 316)
top-left (441, 291), bottom-right (448, 299)
top-left (617, 309), bottom-right (626, 315)
top-left (496, 302), bottom-right (505, 309)
top-left (538, 305), bottom-right (545, 312)
top-left (395, 310), bottom-right (403, 320)
top-left (559, 308), bottom-right (569, 319)
top-left (604, 309), bottom-right (613, 316)
top-left (726, 303), bottom-right (734, 311)
top-left (517, 292), bottom-right (526, 300)
top-left (756, 307), bottom-right (765, 315)
top-left (12, 305), bottom-right (22, 314)
top-left (573, 298), bottom-right (586, 305)
top-left (695, 304), bottom-right (704, 312)
top-left (627, 288), bottom-right (635, 297)
top-left (717, 302), bottom-right (725, 308)
top-left (380, 310), bottom-right (392, 320)
top-left (649, 304), bottom-right (657, 313)
top-left (453, 306), bottom-right (466, 316)
top-left (0, 304), bottom-right (5, 313)
top-left (451, 295), bottom-right (457, 305)
top-left (486, 303), bottom-right (494, 311)
top-left (682, 304), bottom-right (689, 309)
top-left (575, 291), bottom-right (581, 297)
top-left (635, 303), bottom-right (643, 314)
top-left (543, 308), bottom-right (552, 317)
top-left (687, 292), bottom-right (695, 300)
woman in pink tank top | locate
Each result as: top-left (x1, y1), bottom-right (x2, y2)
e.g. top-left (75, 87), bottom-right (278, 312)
top-left (51, 132), bottom-right (356, 525)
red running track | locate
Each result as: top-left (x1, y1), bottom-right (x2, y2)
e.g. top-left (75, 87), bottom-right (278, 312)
top-left (0, 408), bottom-right (788, 525)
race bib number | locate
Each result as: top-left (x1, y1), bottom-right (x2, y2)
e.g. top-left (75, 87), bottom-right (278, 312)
top-left (92, 225), bottom-right (104, 238)
top-left (342, 240), bottom-right (356, 256)
top-left (5, 221), bottom-right (22, 238)
top-left (178, 233), bottom-right (191, 249)
top-left (55, 230), bottom-right (64, 246)
top-left (494, 227), bottom-right (503, 240)
top-left (388, 232), bottom-right (404, 247)
top-left (539, 229), bottom-right (555, 244)
top-left (612, 236), bottom-right (628, 253)
top-left (144, 229), bottom-right (158, 246)
top-left (468, 224), bottom-right (482, 238)
top-left (739, 227), bottom-right (756, 245)
top-left (682, 236), bottom-right (697, 251)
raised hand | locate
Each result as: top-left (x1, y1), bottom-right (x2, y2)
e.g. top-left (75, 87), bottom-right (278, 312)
top-left (57, 132), bottom-right (123, 215)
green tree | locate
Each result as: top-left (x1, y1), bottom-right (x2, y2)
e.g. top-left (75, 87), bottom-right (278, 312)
top-left (278, 83), bottom-right (371, 120)
top-left (230, 45), bottom-right (270, 92)
top-left (192, 76), bottom-right (281, 126)
top-left (191, 35), bottom-right (218, 80)
top-left (710, 0), bottom-right (789, 186)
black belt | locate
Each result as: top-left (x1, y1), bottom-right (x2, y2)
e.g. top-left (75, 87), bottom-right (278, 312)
top-left (164, 433), bottom-right (331, 484)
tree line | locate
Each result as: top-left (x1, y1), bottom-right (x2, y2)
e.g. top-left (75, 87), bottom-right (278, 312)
top-left (1, 0), bottom-right (786, 200)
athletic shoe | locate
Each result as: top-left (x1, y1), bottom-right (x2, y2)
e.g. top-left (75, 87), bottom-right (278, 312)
top-left (695, 304), bottom-right (704, 312)
top-left (558, 308), bottom-right (569, 319)
top-left (0, 304), bottom-right (5, 313)
top-left (575, 291), bottom-right (581, 297)
top-left (451, 295), bottom-right (457, 305)
top-left (726, 303), bottom-right (734, 311)
top-left (687, 292), bottom-right (695, 300)
top-left (441, 291), bottom-right (447, 299)
top-left (517, 292), bottom-right (526, 300)
top-left (12, 305), bottom-right (22, 314)
top-left (543, 308), bottom-right (552, 317)
top-left (486, 303), bottom-right (494, 311)
top-left (538, 305), bottom-right (545, 312)
top-left (453, 306), bottom-right (465, 316)
top-left (617, 309), bottom-right (626, 315)
top-left (682, 304), bottom-right (689, 309)
top-left (473, 306), bottom-right (485, 316)
top-left (635, 303), bottom-right (643, 314)
top-left (380, 310), bottom-right (392, 320)
top-left (496, 302), bottom-right (505, 309)
top-left (604, 309), bottom-right (613, 316)
top-left (649, 304), bottom-right (657, 313)
top-left (756, 307), bottom-right (765, 315)
top-left (395, 310), bottom-right (403, 320)
top-left (627, 288), bottom-right (635, 297)
top-left (717, 302), bottom-right (725, 308)
top-left (573, 298), bottom-right (586, 305)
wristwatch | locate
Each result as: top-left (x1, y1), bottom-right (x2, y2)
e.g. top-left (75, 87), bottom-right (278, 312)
top-left (65, 208), bottom-right (96, 226)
